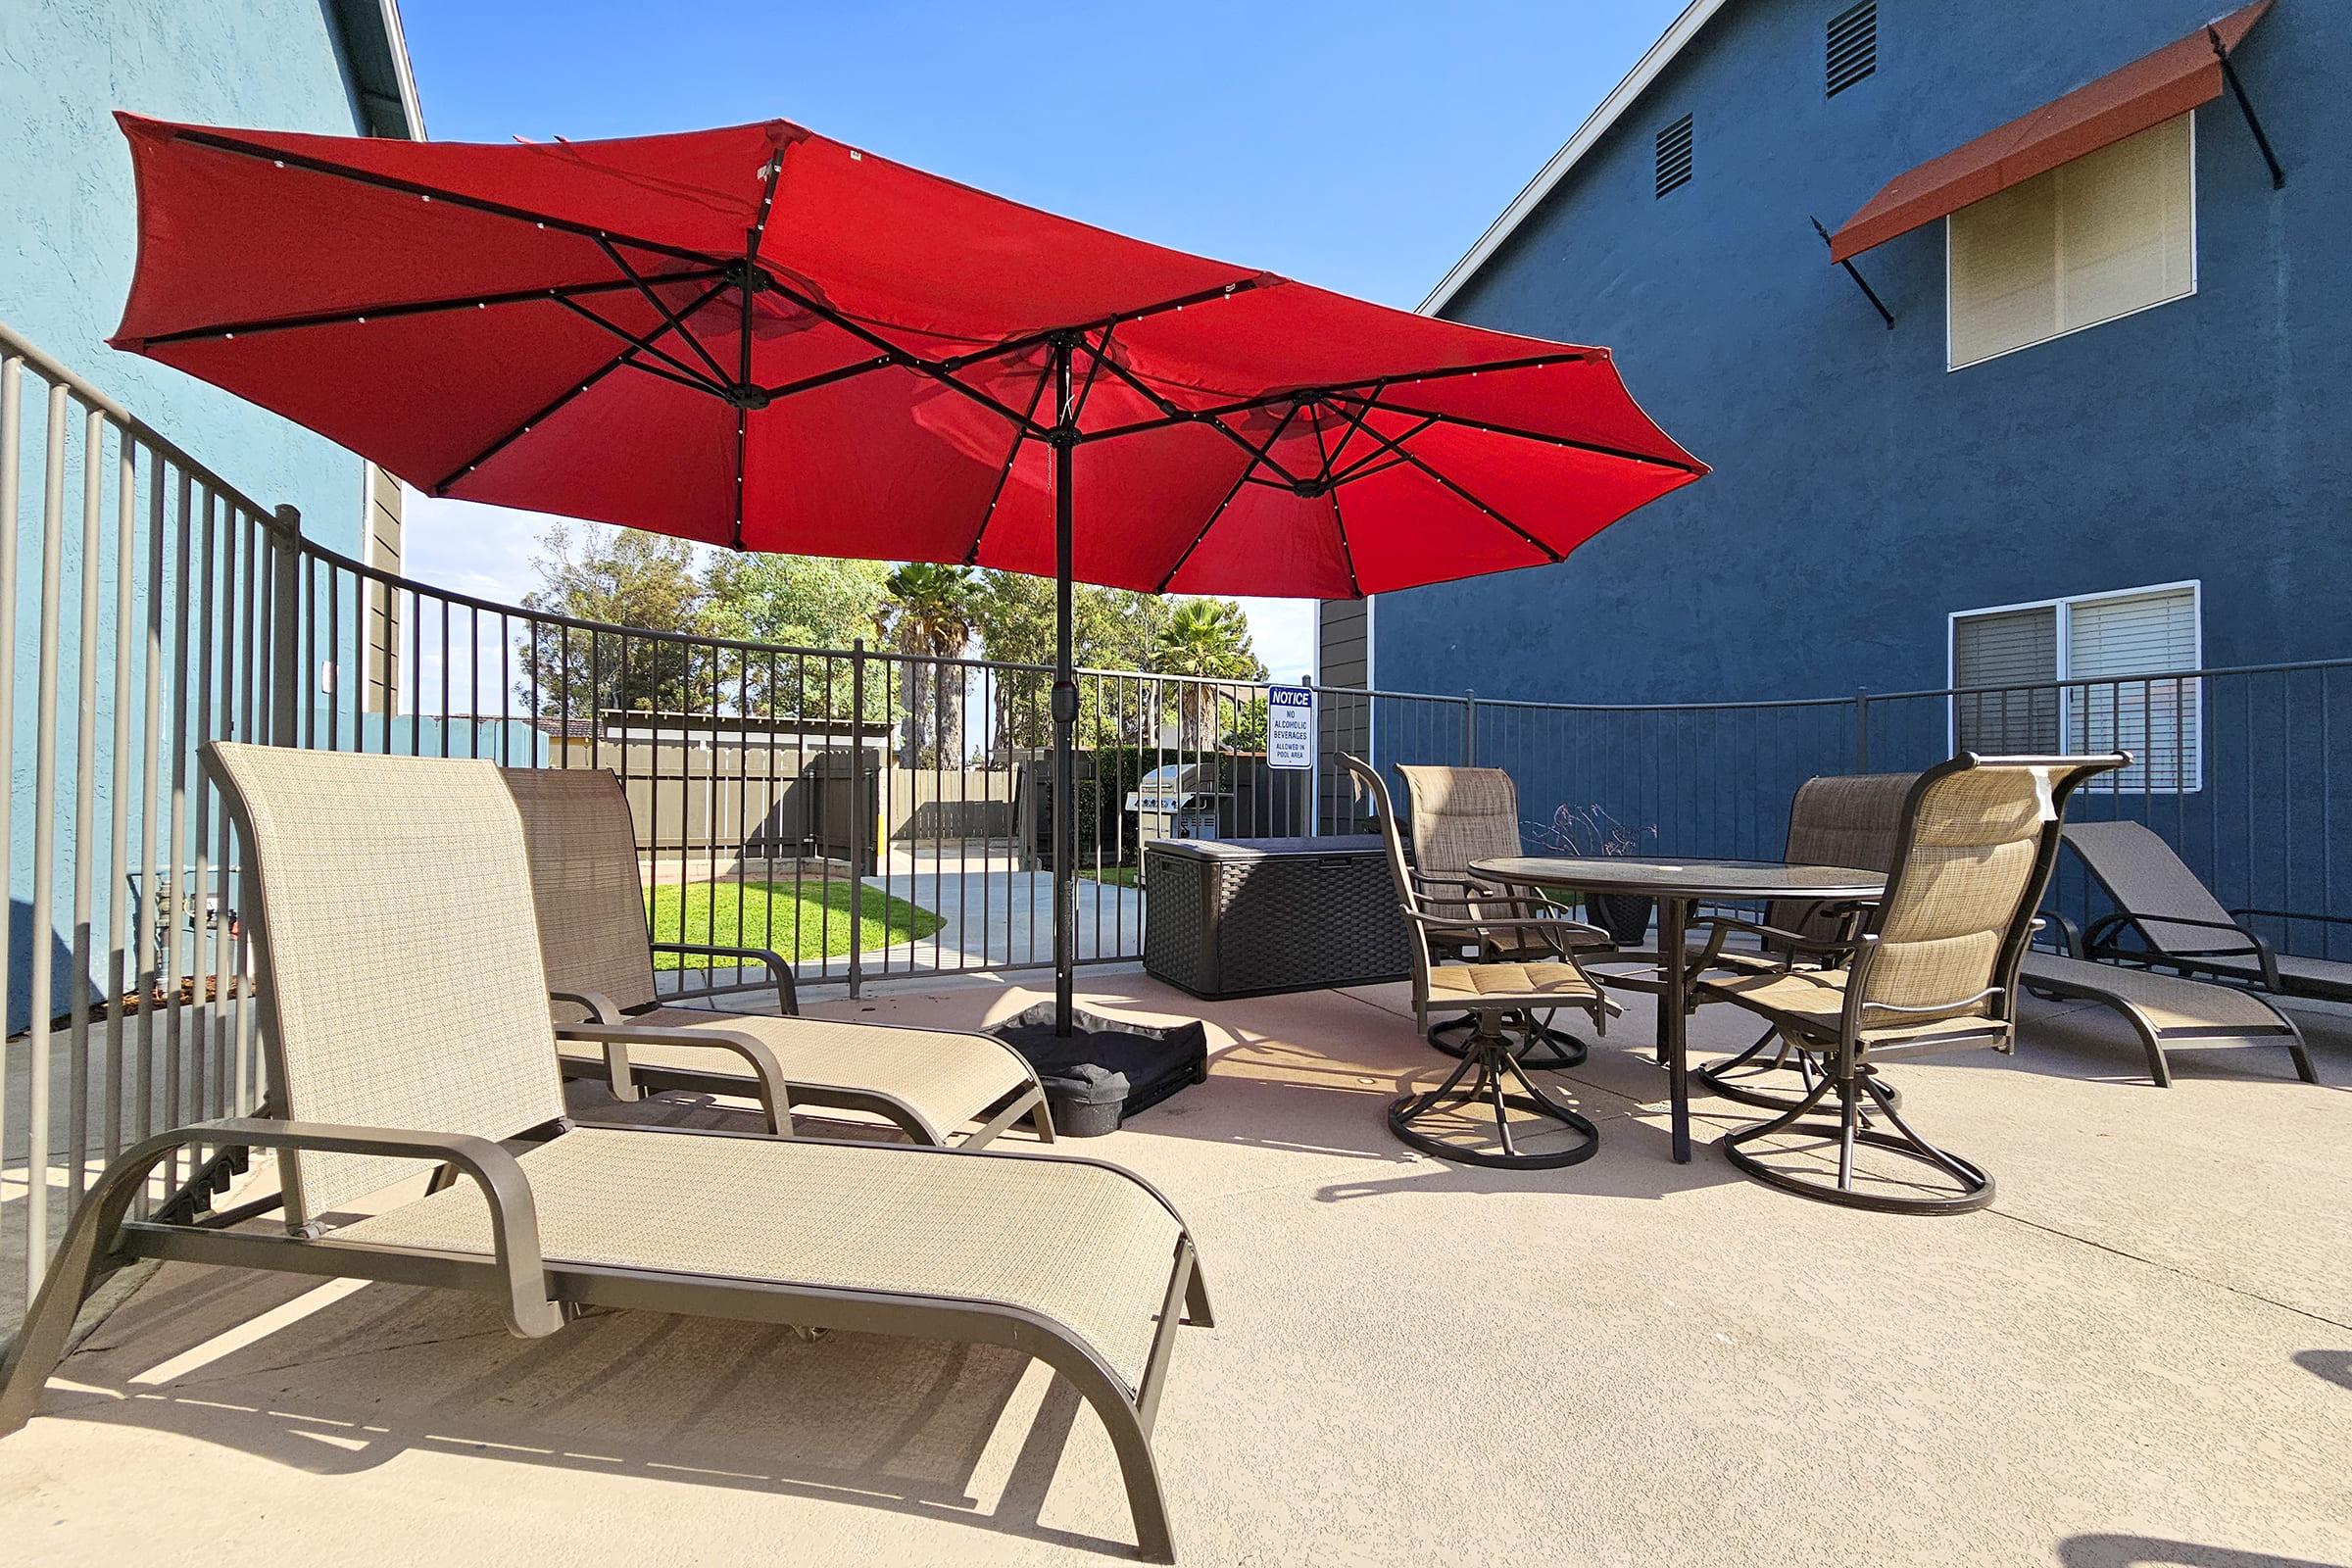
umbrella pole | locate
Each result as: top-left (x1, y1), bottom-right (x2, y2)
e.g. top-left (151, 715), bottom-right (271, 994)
top-left (1051, 336), bottom-right (1077, 1036)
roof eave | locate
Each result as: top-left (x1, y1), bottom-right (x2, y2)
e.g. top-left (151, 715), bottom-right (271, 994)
top-left (1418, 0), bottom-right (1731, 317)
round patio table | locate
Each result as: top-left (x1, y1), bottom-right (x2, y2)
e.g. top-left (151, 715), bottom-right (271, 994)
top-left (1467, 857), bottom-right (1886, 1163)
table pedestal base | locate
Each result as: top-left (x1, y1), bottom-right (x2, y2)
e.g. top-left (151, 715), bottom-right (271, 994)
top-left (1390, 1017), bottom-right (1598, 1171)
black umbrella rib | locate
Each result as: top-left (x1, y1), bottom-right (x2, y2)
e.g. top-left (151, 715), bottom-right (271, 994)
top-left (747, 270), bottom-right (1054, 440)
top-left (1317, 396), bottom-right (1563, 564)
top-left (1150, 401), bottom-right (1303, 594)
top-left (552, 294), bottom-right (731, 394)
top-left (428, 274), bottom-right (734, 494)
top-left (172, 127), bottom-right (730, 270)
top-left (1082, 351), bottom-right (1308, 487)
top-left (938, 276), bottom-right (1274, 377)
top-left (1062, 350), bottom-right (1603, 442)
top-left (1308, 406), bottom-right (1365, 599)
top-left (960, 363), bottom-right (1055, 566)
top-left (596, 236), bottom-right (732, 385)
top-left (1330, 415), bottom-right (1437, 485)
top-left (132, 270), bottom-right (727, 347)
top-left (1328, 392), bottom-right (1703, 473)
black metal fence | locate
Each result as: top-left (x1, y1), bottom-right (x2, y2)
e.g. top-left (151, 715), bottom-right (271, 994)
top-left (5, 312), bottom-right (2347, 1338)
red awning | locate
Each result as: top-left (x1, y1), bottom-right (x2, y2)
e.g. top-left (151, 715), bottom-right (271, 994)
top-left (1828, 0), bottom-right (2271, 263)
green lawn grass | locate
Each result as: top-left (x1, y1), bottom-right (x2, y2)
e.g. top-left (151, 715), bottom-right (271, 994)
top-left (647, 879), bottom-right (942, 966)
top-left (1078, 863), bottom-right (1142, 889)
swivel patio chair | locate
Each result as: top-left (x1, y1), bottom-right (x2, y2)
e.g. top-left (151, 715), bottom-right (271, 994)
top-left (1396, 763), bottom-right (1614, 1068)
top-left (1345, 755), bottom-right (1613, 1170)
top-left (2064, 818), bottom-right (2352, 1004)
top-left (501, 767), bottom-right (1052, 1148)
top-left (1696, 773), bottom-right (2317, 1094)
top-left (1690, 752), bottom-right (2126, 1213)
top-left (0, 745), bottom-right (1207, 1563)
top-left (1697, 771), bottom-right (1913, 1111)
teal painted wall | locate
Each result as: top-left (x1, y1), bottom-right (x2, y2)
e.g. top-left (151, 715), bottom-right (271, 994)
top-left (2, 0), bottom-right (384, 1028)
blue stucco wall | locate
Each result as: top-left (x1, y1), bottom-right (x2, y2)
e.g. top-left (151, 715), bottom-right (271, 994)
top-left (2, 0), bottom-right (382, 1028)
top-left (1376, 0), bottom-right (2349, 707)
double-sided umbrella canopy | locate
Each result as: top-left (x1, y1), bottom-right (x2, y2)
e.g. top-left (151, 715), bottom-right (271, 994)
top-left (109, 113), bottom-right (1706, 1030)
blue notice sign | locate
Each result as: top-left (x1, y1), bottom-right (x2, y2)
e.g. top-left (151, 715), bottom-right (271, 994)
top-left (1267, 684), bottom-right (1314, 769)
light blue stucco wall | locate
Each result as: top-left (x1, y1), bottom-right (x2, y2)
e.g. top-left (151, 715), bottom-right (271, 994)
top-left (2, 0), bottom-right (384, 1028)
top-left (1376, 0), bottom-right (2350, 706)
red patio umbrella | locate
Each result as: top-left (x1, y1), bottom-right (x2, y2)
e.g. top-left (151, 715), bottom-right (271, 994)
top-left (108, 114), bottom-right (1706, 1031)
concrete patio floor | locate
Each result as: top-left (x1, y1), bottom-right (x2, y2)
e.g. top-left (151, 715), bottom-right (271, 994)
top-left (2, 969), bottom-right (2348, 1567)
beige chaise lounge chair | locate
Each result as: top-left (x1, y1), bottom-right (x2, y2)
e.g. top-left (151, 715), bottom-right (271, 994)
top-left (1394, 763), bottom-right (1613, 1067)
top-left (2064, 818), bottom-right (2352, 1004)
top-left (501, 767), bottom-right (1052, 1148)
top-left (1690, 753), bottom-right (2126, 1212)
top-left (1702, 773), bottom-right (2317, 1092)
top-left (0, 746), bottom-right (1208, 1561)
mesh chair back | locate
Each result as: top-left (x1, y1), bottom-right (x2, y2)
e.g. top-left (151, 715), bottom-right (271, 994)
top-left (1770, 772), bottom-right (1917, 942)
top-left (2061, 819), bottom-right (2236, 956)
top-left (1341, 755), bottom-right (1434, 986)
top-left (1396, 766), bottom-right (1521, 878)
top-left (206, 744), bottom-right (569, 1225)
top-left (1859, 755), bottom-right (2121, 1021)
top-left (500, 767), bottom-right (660, 1017)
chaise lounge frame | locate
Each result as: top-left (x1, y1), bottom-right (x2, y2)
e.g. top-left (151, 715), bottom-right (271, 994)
top-left (0, 746), bottom-right (1207, 1561)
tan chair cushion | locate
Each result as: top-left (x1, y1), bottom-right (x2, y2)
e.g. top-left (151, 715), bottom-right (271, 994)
top-left (1696, 965), bottom-right (2006, 1049)
top-left (1428, 960), bottom-right (1598, 1006)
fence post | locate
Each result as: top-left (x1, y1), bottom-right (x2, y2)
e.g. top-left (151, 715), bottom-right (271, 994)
top-left (847, 640), bottom-right (867, 998)
top-left (269, 505), bottom-right (303, 747)
top-left (1853, 687), bottom-right (1871, 771)
top-left (1463, 689), bottom-right (1478, 765)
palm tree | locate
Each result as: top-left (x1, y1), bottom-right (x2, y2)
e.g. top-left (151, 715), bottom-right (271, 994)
top-left (877, 563), bottom-right (976, 766)
top-left (1152, 598), bottom-right (1264, 748)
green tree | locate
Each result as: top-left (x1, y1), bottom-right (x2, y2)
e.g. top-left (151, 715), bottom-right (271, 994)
top-left (875, 563), bottom-right (977, 766)
top-left (1153, 598), bottom-right (1265, 747)
top-left (701, 553), bottom-right (890, 718)
top-left (516, 524), bottom-right (711, 720)
top-left (969, 572), bottom-right (1173, 749)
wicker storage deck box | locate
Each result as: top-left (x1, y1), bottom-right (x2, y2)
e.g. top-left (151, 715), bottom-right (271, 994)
top-left (1143, 835), bottom-right (1410, 1000)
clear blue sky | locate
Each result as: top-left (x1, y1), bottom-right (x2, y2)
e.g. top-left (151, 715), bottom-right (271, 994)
top-left (400, 0), bottom-right (1689, 682)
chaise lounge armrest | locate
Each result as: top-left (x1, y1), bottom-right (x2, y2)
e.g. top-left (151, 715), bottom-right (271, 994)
top-left (2082, 908), bottom-right (2280, 988)
top-left (555, 1021), bottom-right (792, 1133)
top-left (653, 941), bottom-right (799, 1014)
top-left (2230, 906), bottom-right (2352, 929)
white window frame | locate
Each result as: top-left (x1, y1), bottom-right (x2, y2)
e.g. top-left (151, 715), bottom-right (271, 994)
top-left (1944, 112), bottom-right (2198, 372)
top-left (1946, 579), bottom-right (2204, 792)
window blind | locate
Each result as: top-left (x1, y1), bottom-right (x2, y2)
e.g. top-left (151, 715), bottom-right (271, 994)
top-left (1948, 113), bottom-right (2193, 368)
top-left (2065, 587), bottom-right (2200, 790)
top-left (1953, 606), bottom-right (2060, 753)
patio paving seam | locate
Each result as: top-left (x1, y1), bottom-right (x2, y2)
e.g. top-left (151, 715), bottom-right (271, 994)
top-left (1981, 1206), bottom-right (2352, 1334)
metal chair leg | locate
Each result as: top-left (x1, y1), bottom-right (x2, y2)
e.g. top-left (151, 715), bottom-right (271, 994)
top-left (1722, 1059), bottom-right (1991, 1215)
top-left (1427, 1007), bottom-right (1588, 1068)
top-left (1390, 1013), bottom-right (1599, 1171)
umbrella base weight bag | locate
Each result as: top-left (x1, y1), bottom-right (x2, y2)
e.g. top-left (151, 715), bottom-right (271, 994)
top-left (992, 1004), bottom-right (1209, 1137)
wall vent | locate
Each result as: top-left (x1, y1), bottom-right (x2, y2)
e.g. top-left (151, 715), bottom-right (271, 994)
top-left (1654, 114), bottom-right (1693, 198)
top-left (1827, 1), bottom-right (1877, 96)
